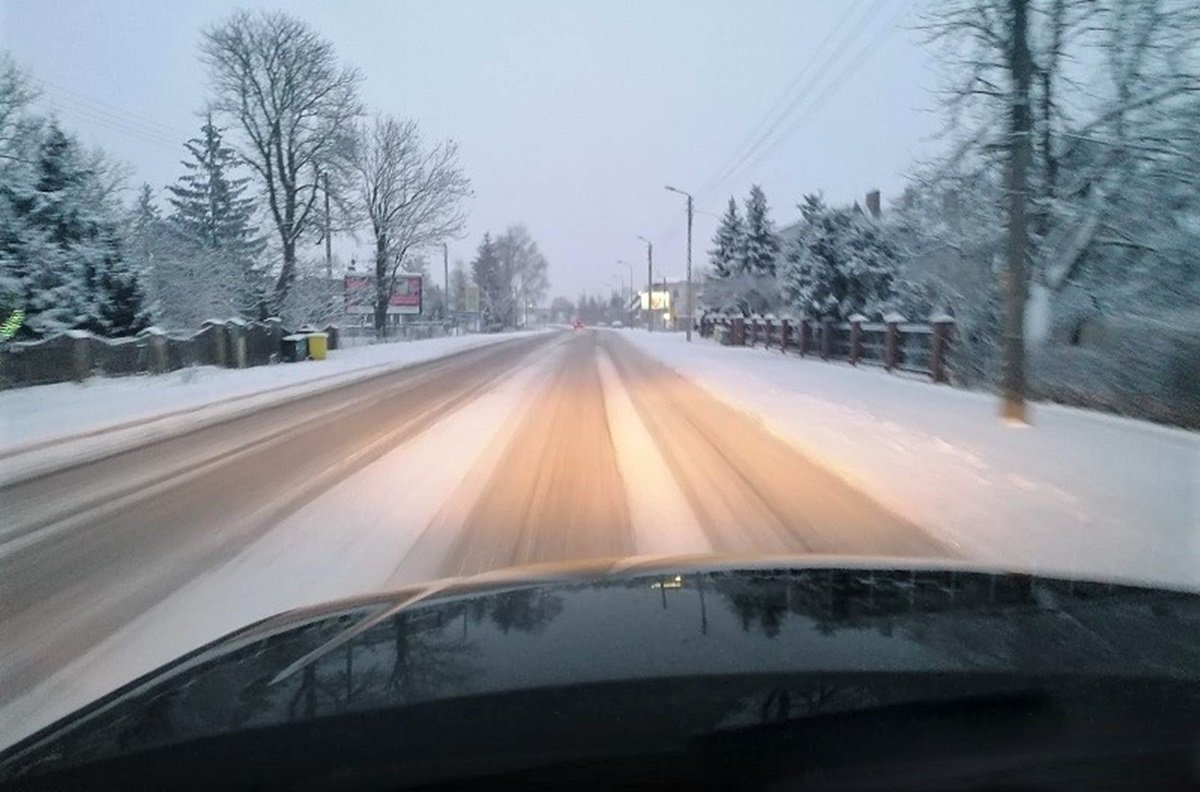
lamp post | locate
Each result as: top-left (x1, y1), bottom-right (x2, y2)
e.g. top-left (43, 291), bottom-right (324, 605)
top-left (665, 185), bottom-right (694, 342)
top-left (637, 236), bottom-right (653, 332)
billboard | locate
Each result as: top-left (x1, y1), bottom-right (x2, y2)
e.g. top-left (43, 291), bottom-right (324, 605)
top-left (464, 283), bottom-right (480, 313)
top-left (639, 290), bottom-right (671, 311)
top-left (344, 273), bottom-right (423, 315)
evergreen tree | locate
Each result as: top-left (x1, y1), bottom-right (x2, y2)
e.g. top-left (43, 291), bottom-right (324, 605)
top-left (9, 122), bottom-right (148, 336)
top-left (448, 261), bottom-right (469, 314)
top-left (741, 184), bottom-right (779, 277)
top-left (471, 233), bottom-right (504, 325)
top-left (708, 196), bottom-right (744, 279)
top-left (166, 114), bottom-right (265, 317)
top-left (782, 194), bottom-right (898, 320)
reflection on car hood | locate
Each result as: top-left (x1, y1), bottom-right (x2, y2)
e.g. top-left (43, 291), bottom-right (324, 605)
top-left (3, 555), bottom-right (1199, 783)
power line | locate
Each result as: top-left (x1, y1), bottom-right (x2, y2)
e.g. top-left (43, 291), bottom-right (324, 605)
top-left (41, 99), bottom-right (183, 152)
top-left (40, 92), bottom-right (184, 148)
top-left (697, 0), bottom-right (877, 202)
top-left (655, 3), bottom-right (908, 260)
top-left (740, 2), bottom-right (911, 178)
top-left (696, 0), bottom-right (866, 198)
top-left (33, 77), bottom-right (193, 140)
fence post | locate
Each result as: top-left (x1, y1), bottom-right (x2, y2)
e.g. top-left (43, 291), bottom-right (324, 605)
top-left (322, 324), bottom-right (340, 351)
top-left (264, 317), bottom-right (283, 358)
top-left (764, 316), bottom-right (774, 350)
top-left (848, 313), bottom-right (866, 366)
top-left (798, 319), bottom-right (810, 356)
top-left (732, 316), bottom-right (745, 346)
top-left (143, 328), bottom-right (168, 374)
top-left (748, 315), bottom-right (758, 346)
top-left (225, 319), bottom-right (247, 369)
top-left (820, 318), bottom-right (833, 360)
top-left (930, 313), bottom-right (955, 383)
top-left (67, 330), bottom-right (92, 382)
top-left (780, 319), bottom-right (791, 354)
top-left (883, 312), bottom-right (904, 372)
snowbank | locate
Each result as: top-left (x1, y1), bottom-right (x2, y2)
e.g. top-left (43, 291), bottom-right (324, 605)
top-left (615, 330), bottom-right (1199, 591)
top-left (0, 331), bottom-right (546, 477)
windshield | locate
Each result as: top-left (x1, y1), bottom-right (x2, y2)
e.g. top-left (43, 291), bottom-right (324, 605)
top-left (1, 0), bottom-right (1197, 765)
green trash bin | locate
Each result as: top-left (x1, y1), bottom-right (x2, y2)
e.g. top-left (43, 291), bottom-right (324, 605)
top-left (281, 334), bottom-right (308, 362)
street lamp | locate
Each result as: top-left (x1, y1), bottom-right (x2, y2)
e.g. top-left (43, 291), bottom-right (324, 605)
top-left (636, 235), bottom-right (654, 332)
top-left (665, 185), bottom-right (694, 342)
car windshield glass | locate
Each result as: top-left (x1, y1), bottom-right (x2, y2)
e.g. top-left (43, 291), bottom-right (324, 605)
top-left (0, 0), bottom-right (1196, 767)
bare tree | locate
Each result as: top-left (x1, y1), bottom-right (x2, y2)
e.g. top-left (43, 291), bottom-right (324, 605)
top-left (348, 115), bottom-right (470, 336)
top-left (495, 225), bottom-right (549, 327)
top-left (201, 10), bottom-right (362, 311)
top-left (918, 0), bottom-right (1198, 420)
top-left (0, 54), bottom-right (39, 159)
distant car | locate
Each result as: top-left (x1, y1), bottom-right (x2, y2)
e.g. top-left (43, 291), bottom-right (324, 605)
top-left (611, 320), bottom-right (623, 328)
top-left (572, 319), bottom-right (584, 330)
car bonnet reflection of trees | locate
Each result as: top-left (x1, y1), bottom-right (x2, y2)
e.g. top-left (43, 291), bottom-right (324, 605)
top-left (34, 571), bottom-right (1197, 767)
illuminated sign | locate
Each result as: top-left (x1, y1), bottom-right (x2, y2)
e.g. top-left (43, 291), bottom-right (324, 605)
top-left (639, 290), bottom-right (671, 311)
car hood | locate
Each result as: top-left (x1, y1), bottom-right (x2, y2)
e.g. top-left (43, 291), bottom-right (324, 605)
top-left (3, 555), bottom-right (1199, 784)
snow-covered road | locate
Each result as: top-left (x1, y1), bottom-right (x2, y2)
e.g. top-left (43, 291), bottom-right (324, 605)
top-left (1, 328), bottom-right (943, 747)
top-left (2, 326), bottom-right (1195, 750)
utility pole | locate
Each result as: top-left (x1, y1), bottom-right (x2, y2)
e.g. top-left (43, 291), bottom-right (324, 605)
top-left (685, 193), bottom-right (693, 341)
top-left (638, 236), bottom-right (653, 332)
top-left (1002, 0), bottom-right (1032, 423)
top-left (443, 242), bottom-right (449, 321)
top-left (665, 186), bottom-right (694, 341)
top-left (323, 172), bottom-right (332, 280)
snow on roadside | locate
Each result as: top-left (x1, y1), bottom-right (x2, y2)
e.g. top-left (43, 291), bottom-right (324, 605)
top-left (0, 331), bottom-right (548, 483)
top-left (615, 330), bottom-right (1200, 591)
top-left (0, 337), bottom-right (562, 749)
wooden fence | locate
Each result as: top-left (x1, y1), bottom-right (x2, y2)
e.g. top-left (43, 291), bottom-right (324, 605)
top-left (698, 312), bottom-right (955, 383)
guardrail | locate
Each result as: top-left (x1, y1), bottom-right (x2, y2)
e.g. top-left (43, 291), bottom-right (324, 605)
top-left (698, 312), bottom-right (955, 383)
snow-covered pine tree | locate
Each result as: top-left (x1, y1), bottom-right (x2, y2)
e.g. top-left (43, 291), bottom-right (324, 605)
top-left (740, 184), bottom-right (779, 277)
top-left (166, 113), bottom-right (266, 318)
top-left (782, 193), bottom-right (898, 321)
top-left (0, 57), bottom-right (41, 335)
top-left (471, 233), bottom-right (504, 326)
top-left (708, 197), bottom-right (744, 279)
top-left (9, 122), bottom-right (148, 336)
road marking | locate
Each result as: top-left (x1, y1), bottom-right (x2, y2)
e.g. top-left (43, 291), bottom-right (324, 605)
top-left (596, 348), bottom-right (711, 556)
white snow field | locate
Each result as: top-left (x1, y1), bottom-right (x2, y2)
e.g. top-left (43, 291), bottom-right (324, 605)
top-left (616, 329), bottom-right (1199, 591)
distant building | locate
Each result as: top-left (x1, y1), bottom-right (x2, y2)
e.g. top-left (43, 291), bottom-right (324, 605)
top-left (633, 279), bottom-right (698, 331)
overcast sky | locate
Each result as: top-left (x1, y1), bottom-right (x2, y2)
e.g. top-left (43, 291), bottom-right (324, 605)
top-left (2, 0), bottom-right (942, 299)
